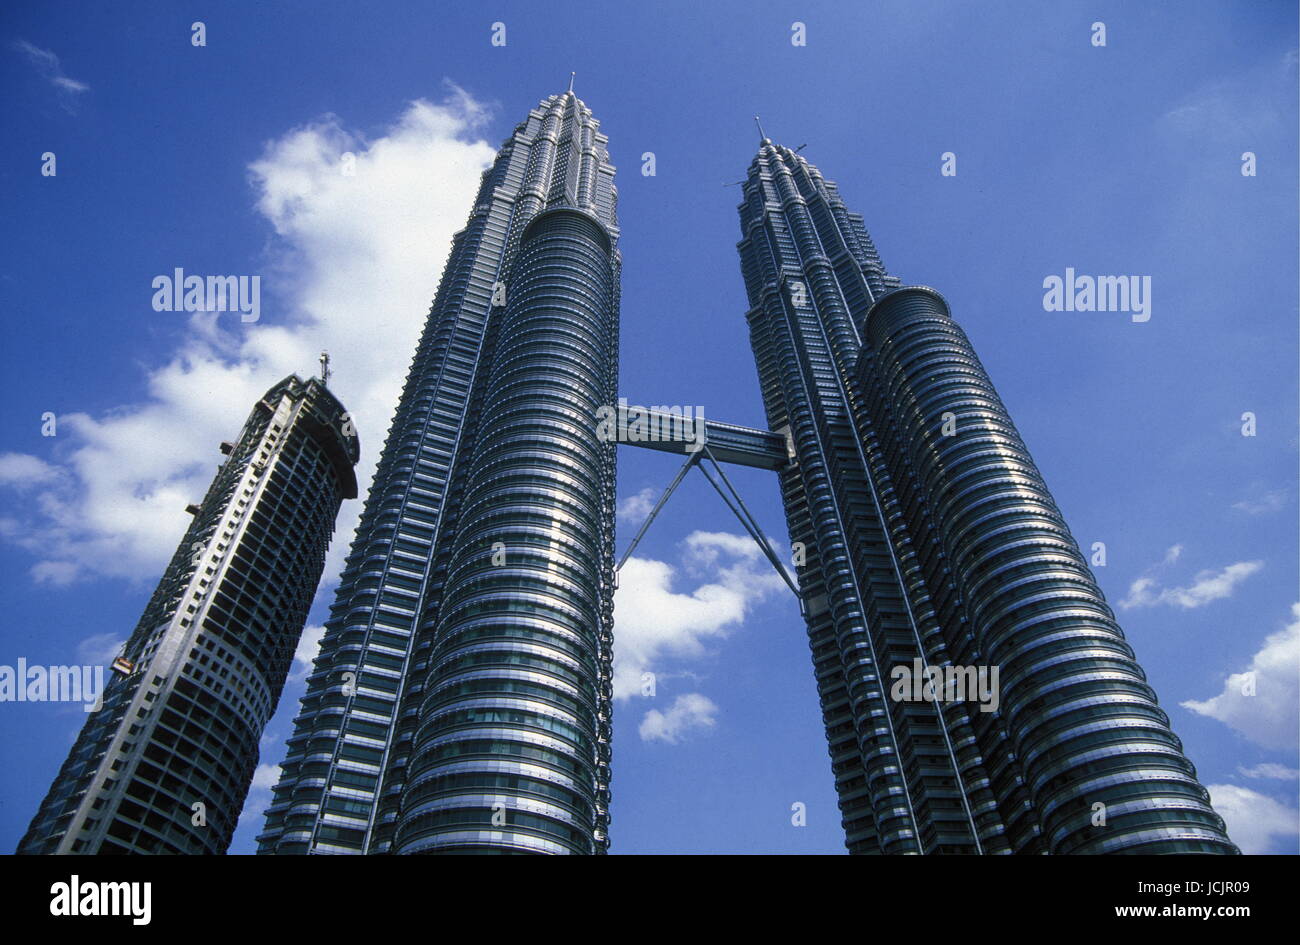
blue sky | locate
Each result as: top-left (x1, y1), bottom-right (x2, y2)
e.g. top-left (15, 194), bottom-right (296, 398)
top-left (1, 0), bottom-right (1296, 854)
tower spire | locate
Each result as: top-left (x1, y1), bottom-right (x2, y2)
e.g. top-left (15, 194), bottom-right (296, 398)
top-left (754, 115), bottom-right (767, 143)
top-left (568, 71), bottom-right (576, 94)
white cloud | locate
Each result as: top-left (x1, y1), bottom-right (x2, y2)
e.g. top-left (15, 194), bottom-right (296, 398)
top-left (1121, 558), bottom-right (1262, 610)
top-left (0, 89), bottom-right (496, 593)
top-left (617, 487), bottom-right (657, 525)
top-left (238, 763), bottom-right (284, 825)
top-left (76, 632), bottom-right (125, 665)
top-left (0, 453), bottom-right (64, 488)
top-left (1237, 763), bottom-right (1299, 781)
top-left (1205, 784), bottom-right (1299, 855)
top-left (1159, 48), bottom-right (1297, 146)
top-left (638, 693), bottom-right (718, 744)
top-left (52, 76), bottom-right (88, 94)
top-left (292, 624), bottom-right (326, 680)
top-left (251, 763), bottom-right (281, 791)
top-left (12, 40), bottom-right (89, 112)
top-left (1182, 603), bottom-right (1300, 752)
top-left (682, 530), bottom-right (769, 567)
top-left (31, 561), bottom-right (80, 587)
top-left (613, 530), bottom-right (787, 700)
top-left (1232, 488), bottom-right (1288, 516)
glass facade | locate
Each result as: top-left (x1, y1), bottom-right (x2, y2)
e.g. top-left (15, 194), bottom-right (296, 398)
top-left (258, 91), bottom-right (619, 855)
top-left (736, 140), bottom-right (1238, 854)
top-left (394, 208), bottom-right (617, 854)
top-left (18, 375), bottom-right (358, 854)
top-left (17, 85), bottom-right (1239, 858)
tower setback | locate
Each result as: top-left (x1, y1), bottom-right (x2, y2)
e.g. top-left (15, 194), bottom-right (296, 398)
top-left (258, 90), bottom-right (619, 855)
top-left (736, 140), bottom-right (1237, 854)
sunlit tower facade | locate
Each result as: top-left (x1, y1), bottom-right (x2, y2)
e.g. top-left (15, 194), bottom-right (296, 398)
top-left (19, 374), bottom-right (358, 855)
top-left (735, 138), bottom-right (1238, 854)
top-left (258, 88), bottom-right (619, 855)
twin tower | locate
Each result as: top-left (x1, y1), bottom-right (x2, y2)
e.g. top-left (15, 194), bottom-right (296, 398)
top-left (27, 89), bottom-right (1238, 856)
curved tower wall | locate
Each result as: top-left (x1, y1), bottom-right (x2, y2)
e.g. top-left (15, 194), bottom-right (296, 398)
top-left (738, 142), bottom-right (998, 853)
top-left (737, 140), bottom-right (1236, 855)
top-left (20, 375), bottom-right (357, 855)
top-left (394, 209), bottom-right (617, 855)
top-left (259, 91), bottom-right (619, 856)
top-left (859, 287), bottom-right (1236, 855)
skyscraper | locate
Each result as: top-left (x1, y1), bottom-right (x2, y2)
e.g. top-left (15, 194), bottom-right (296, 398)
top-left (735, 138), bottom-right (1237, 854)
top-left (258, 91), bottom-right (1235, 856)
top-left (19, 373), bottom-right (358, 854)
top-left (258, 88), bottom-right (619, 855)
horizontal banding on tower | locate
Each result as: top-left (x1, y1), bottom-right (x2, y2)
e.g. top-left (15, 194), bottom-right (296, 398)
top-left (393, 207), bottom-right (616, 855)
top-left (860, 286), bottom-right (1235, 854)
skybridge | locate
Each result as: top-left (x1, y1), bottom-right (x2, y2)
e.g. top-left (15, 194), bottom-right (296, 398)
top-left (613, 407), bottom-right (800, 601)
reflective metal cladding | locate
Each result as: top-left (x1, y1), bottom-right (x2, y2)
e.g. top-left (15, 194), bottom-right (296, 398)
top-left (258, 90), bottom-right (618, 855)
top-left (394, 207), bottom-right (617, 855)
top-left (258, 96), bottom-right (1235, 856)
top-left (736, 140), bottom-right (1237, 854)
top-left (20, 81), bottom-right (1236, 858)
